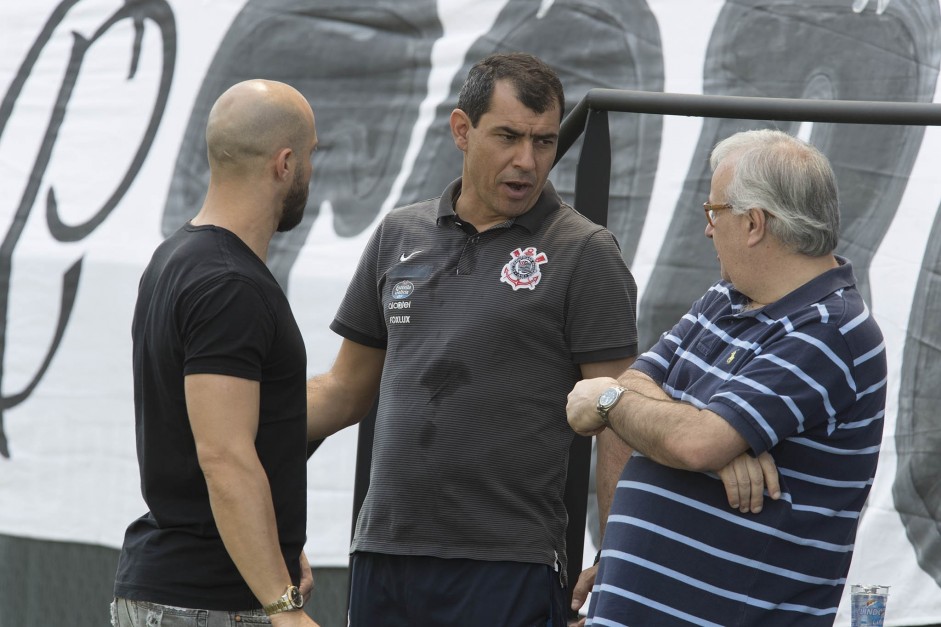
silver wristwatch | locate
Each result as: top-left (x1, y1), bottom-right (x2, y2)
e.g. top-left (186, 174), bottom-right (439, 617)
top-left (596, 385), bottom-right (627, 426)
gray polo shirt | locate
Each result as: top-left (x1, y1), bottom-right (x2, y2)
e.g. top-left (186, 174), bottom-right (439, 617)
top-left (331, 179), bottom-right (637, 578)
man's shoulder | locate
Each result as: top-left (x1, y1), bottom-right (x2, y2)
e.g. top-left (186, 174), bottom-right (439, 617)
top-left (536, 202), bottom-right (615, 251)
top-left (825, 286), bottom-right (885, 353)
top-left (390, 195), bottom-right (442, 217)
top-left (797, 282), bottom-right (879, 335)
top-left (375, 196), bottom-right (442, 233)
top-left (550, 201), bottom-right (606, 231)
top-left (146, 227), bottom-right (270, 296)
top-left (152, 224), bottom-right (234, 266)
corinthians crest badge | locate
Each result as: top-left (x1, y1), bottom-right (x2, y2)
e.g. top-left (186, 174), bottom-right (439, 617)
top-left (500, 247), bottom-right (548, 291)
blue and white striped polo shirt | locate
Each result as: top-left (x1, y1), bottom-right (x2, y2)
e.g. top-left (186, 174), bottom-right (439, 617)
top-left (589, 258), bottom-right (887, 626)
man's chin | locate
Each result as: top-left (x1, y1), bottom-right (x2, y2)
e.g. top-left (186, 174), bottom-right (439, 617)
top-left (277, 211), bottom-right (304, 232)
top-left (277, 199), bottom-right (308, 232)
top-left (277, 218), bottom-right (301, 233)
top-left (499, 197), bottom-right (537, 220)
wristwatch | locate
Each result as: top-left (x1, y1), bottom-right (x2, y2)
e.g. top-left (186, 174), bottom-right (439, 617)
top-left (263, 585), bottom-right (304, 616)
top-left (596, 385), bottom-right (627, 426)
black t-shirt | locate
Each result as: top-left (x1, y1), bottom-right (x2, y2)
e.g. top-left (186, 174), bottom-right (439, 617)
top-left (114, 224), bottom-right (307, 610)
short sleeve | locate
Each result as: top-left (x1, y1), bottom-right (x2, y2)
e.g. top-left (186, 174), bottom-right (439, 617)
top-left (331, 221), bottom-right (387, 348)
top-left (181, 276), bottom-right (275, 380)
top-left (632, 296), bottom-right (707, 384)
top-left (565, 229), bottom-right (638, 363)
top-left (707, 324), bottom-right (859, 455)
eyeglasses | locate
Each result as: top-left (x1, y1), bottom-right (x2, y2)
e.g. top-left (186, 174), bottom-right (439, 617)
top-left (703, 202), bottom-right (733, 227)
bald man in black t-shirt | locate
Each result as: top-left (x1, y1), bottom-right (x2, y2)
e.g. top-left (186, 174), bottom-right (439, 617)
top-left (113, 79), bottom-right (320, 627)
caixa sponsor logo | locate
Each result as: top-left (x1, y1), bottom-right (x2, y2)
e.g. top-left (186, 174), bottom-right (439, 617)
top-left (392, 280), bottom-right (414, 299)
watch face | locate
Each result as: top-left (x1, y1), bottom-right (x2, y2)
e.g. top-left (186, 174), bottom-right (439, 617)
top-left (288, 586), bottom-right (304, 608)
top-left (599, 388), bottom-right (619, 408)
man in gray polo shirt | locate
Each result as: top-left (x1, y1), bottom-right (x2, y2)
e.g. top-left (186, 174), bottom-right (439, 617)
top-left (308, 52), bottom-right (777, 626)
top-left (307, 53), bottom-right (637, 625)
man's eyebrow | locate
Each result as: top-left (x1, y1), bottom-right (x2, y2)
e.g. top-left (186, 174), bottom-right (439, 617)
top-left (493, 125), bottom-right (558, 141)
top-left (494, 125), bottom-right (522, 136)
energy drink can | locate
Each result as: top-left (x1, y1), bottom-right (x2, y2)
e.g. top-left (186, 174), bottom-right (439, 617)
top-left (851, 585), bottom-right (889, 627)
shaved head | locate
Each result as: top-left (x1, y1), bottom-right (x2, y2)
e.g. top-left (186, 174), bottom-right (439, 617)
top-left (206, 79), bottom-right (315, 176)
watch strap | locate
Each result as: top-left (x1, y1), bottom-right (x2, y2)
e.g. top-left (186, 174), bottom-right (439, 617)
top-left (264, 585), bottom-right (303, 616)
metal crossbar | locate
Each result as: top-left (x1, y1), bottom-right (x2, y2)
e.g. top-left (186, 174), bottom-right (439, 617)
top-left (557, 88), bottom-right (941, 164)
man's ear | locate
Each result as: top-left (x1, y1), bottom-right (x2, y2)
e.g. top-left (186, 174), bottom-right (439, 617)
top-left (450, 109), bottom-right (471, 151)
top-left (274, 147), bottom-right (293, 182)
top-left (746, 207), bottom-right (768, 247)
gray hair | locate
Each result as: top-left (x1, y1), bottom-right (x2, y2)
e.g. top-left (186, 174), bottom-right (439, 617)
top-left (709, 129), bottom-right (840, 256)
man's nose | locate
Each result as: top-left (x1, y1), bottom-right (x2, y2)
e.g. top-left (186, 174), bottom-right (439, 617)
top-left (513, 141), bottom-right (536, 170)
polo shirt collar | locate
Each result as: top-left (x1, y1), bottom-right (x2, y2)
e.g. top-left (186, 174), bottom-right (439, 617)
top-left (732, 255), bottom-right (857, 317)
top-left (436, 178), bottom-right (561, 233)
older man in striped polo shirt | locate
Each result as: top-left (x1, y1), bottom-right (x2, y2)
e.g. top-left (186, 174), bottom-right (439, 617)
top-left (567, 128), bottom-right (887, 626)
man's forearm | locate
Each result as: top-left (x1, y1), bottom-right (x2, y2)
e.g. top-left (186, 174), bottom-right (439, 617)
top-left (595, 429), bottom-right (632, 540)
top-left (618, 369), bottom-right (670, 401)
top-left (606, 390), bottom-right (747, 472)
top-left (306, 372), bottom-right (368, 440)
top-left (567, 373), bottom-right (750, 473)
top-left (306, 340), bottom-right (385, 441)
top-left (203, 454), bottom-right (294, 607)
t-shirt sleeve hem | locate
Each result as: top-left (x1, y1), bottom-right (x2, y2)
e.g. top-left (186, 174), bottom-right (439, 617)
top-left (182, 362), bottom-right (261, 381)
top-left (330, 319), bottom-right (387, 350)
top-left (571, 344), bottom-right (638, 365)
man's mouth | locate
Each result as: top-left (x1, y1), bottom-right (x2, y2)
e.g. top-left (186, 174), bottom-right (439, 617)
top-left (504, 181), bottom-right (532, 198)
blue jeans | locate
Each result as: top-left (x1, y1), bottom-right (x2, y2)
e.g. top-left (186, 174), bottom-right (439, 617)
top-left (111, 598), bottom-right (272, 627)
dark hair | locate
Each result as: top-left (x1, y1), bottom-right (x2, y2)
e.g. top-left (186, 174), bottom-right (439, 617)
top-left (457, 52), bottom-right (565, 127)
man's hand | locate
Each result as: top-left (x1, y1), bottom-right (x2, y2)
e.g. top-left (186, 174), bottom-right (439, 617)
top-left (268, 555), bottom-right (320, 627)
top-left (298, 551), bottom-right (314, 603)
top-left (568, 563), bottom-right (598, 627)
top-left (716, 451), bottom-right (781, 513)
top-left (567, 377), bottom-right (619, 436)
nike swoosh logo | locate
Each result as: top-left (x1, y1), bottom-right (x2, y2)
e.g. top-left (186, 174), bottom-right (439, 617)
top-left (400, 250), bottom-right (422, 262)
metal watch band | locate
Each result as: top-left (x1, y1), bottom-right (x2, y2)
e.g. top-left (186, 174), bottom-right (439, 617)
top-left (264, 585), bottom-right (303, 616)
top-left (264, 597), bottom-right (291, 616)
